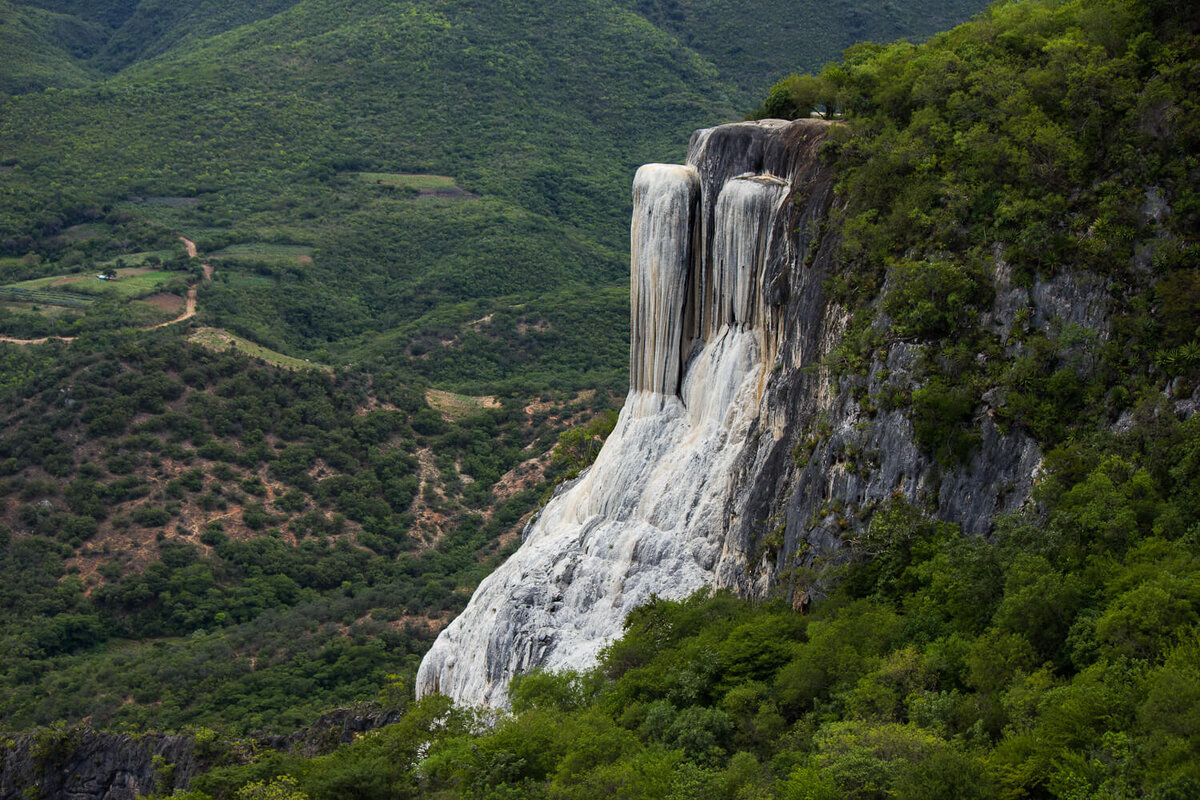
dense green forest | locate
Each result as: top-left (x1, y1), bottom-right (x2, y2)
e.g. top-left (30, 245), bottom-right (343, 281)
top-left (0, 0), bottom-right (990, 739)
top-left (84, 0), bottom-right (1196, 797)
top-left (754, 0), bottom-right (1199, 466)
top-left (0, 0), bottom-right (991, 746)
top-left (160, 417), bottom-right (1200, 798)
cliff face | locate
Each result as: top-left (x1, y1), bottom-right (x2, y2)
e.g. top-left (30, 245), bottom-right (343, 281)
top-left (416, 118), bottom-right (1108, 708)
top-left (0, 705), bottom-right (412, 800)
top-left (0, 729), bottom-right (198, 800)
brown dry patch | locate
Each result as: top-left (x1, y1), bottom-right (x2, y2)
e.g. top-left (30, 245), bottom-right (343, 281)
top-left (143, 293), bottom-right (185, 313)
top-left (58, 453), bottom-right (316, 591)
top-left (71, 526), bottom-right (162, 590)
top-left (491, 452), bottom-right (551, 506)
top-left (523, 397), bottom-right (557, 415)
top-left (50, 274), bottom-right (89, 287)
top-left (408, 447), bottom-right (454, 546)
top-left (307, 458), bottom-right (335, 481)
top-left (297, 255), bottom-right (313, 265)
top-left (353, 609), bottom-right (455, 636)
top-left (390, 610), bottom-right (455, 634)
top-left (355, 398), bottom-right (405, 416)
top-left (488, 454), bottom-right (552, 552)
top-left (523, 389), bottom-right (598, 417)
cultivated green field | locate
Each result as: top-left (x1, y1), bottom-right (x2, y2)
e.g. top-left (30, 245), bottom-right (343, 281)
top-left (2, 268), bottom-right (185, 307)
top-left (356, 172), bottom-right (458, 190)
top-left (0, 286), bottom-right (92, 308)
top-left (5, 274), bottom-right (85, 291)
top-left (88, 270), bottom-right (182, 297)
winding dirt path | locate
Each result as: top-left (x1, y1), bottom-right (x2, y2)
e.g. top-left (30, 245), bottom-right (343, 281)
top-left (0, 236), bottom-right (213, 345)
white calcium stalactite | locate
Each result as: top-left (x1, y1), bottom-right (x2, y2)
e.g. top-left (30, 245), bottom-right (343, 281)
top-left (630, 164), bottom-right (698, 398)
top-left (708, 175), bottom-right (788, 337)
top-left (416, 122), bottom-right (802, 709)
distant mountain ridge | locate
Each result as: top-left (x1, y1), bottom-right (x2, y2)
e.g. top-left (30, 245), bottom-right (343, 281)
top-left (8, 0), bottom-right (989, 98)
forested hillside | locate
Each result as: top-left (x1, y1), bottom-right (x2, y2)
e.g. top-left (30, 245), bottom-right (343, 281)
top-left (10, 0), bottom-right (1196, 798)
top-left (0, 0), bottom-right (986, 393)
top-left (89, 0), bottom-right (1198, 797)
top-left (0, 329), bottom-right (618, 733)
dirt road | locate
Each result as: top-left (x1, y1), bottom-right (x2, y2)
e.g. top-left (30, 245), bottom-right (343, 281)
top-left (0, 236), bottom-right (213, 345)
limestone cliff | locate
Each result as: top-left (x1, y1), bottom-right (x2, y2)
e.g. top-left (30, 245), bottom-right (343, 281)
top-left (416, 118), bottom-right (1108, 707)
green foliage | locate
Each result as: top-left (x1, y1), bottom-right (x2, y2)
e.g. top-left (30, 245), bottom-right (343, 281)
top-left (760, 0), bottom-right (1200, 465)
top-left (548, 408), bottom-right (620, 480)
top-left (0, 332), bottom-right (608, 733)
top-left (0, 0), bottom-right (990, 390)
top-left (882, 259), bottom-right (993, 341)
top-left (184, 423), bottom-right (1200, 799)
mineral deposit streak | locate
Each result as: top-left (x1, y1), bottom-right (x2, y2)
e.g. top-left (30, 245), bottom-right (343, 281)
top-left (416, 119), bottom-right (819, 707)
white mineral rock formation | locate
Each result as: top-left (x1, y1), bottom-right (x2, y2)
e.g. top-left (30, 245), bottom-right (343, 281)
top-left (416, 120), bottom-right (813, 707)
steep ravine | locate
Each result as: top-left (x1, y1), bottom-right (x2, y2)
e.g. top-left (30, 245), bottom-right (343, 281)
top-left (417, 117), bottom-right (1111, 707)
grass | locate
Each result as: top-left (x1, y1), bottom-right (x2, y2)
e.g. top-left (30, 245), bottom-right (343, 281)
top-left (209, 243), bottom-right (314, 262)
top-left (0, 300), bottom-right (74, 318)
top-left (75, 270), bottom-right (183, 298)
top-left (5, 275), bottom-right (75, 290)
top-left (189, 327), bottom-right (332, 372)
top-left (0, 286), bottom-right (93, 307)
top-left (425, 389), bottom-right (501, 421)
top-left (6, 269), bottom-right (186, 303)
top-left (355, 172), bottom-right (458, 190)
top-left (221, 273), bottom-right (277, 288)
top-left (56, 223), bottom-right (109, 242)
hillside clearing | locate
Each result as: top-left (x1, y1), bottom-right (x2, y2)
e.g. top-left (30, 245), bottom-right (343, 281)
top-left (425, 389), bottom-right (501, 421)
top-left (189, 327), bottom-right (331, 372)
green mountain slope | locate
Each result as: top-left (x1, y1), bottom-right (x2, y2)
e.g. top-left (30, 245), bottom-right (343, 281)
top-left (83, 0), bottom-right (304, 72)
top-left (0, 0), bottom-right (740, 391)
top-left (0, 0), bottom-right (992, 394)
top-left (0, 0), bottom-right (103, 93)
top-left (623, 0), bottom-right (990, 100)
top-left (0, 330), bottom-right (612, 733)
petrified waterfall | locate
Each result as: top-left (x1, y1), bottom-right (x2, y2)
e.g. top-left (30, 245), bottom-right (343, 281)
top-left (416, 119), bottom-right (832, 707)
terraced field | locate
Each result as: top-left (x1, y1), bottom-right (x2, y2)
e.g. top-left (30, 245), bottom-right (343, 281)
top-left (208, 243), bottom-right (314, 263)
